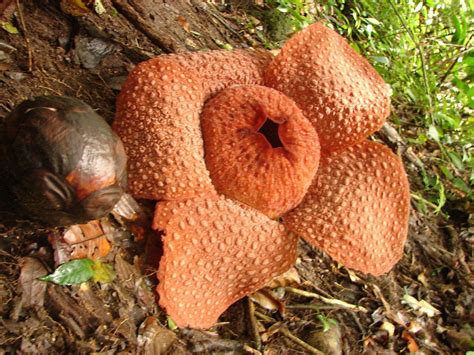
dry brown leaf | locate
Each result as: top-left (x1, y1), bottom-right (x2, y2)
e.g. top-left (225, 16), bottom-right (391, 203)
top-left (0, 0), bottom-right (15, 20)
top-left (115, 253), bottom-right (138, 290)
top-left (417, 272), bottom-right (429, 287)
top-left (265, 267), bottom-right (301, 289)
top-left (19, 257), bottom-right (48, 309)
top-left (64, 221), bottom-right (111, 260)
top-left (111, 193), bottom-right (144, 223)
top-left (60, 0), bottom-right (91, 16)
top-left (177, 16), bottom-right (190, 32)
top-left (402, 294), bottom-right (441, 317)
top-left (380, 321), bottom-right (395, 337)
top-left (250, 289), bottom-right (284, 312)
top-left (50, 220), bottom-right (112, 265)
top-left (137, 317), bottom-right (178, 354)
top-left (401, 329), bottom-right (419, 352)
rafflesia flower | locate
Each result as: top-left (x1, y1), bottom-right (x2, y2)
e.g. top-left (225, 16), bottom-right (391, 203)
top-left (113, 22), bottom-right (410, 329)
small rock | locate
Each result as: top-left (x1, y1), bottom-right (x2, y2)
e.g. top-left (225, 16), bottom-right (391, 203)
top-left (105, 75), bottom-right (128, 91)
top-left (137, 317), bottom-right (180, 355)
top-left (5, 71), bottom-right (27, 80)
top-left (58, 34), bottom-right (70, 48)
top-left (304, 320), bottom-right (342, 355)
top-left (75, 37), bottom-right (116, 69)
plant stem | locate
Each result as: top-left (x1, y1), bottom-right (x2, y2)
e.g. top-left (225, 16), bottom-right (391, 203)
top-left (387, 0), bottom-right (434, 123)
top-left (437, 35), bottom-right (473, 87)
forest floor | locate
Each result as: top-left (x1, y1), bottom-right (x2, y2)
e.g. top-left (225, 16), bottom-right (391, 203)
top-left (0, 1), bottom-right (472, 353)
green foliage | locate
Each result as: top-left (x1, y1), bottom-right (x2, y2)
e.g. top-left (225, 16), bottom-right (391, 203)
top-left (256, 0), bottom-right (316, 45)
top-left (316, 314), bottom-right (338, 332)
top-left (91, 261), bottom-right (116, 283)
top-left (40, 259), bottom-right (115, 285)
top-left (40, 259), bottom-right (95, 285)
top-left (261, 0), bottom-right (473, 213)
top-left (1, 21), bottom-right (19, 34)
top-left (167, 316), bottom-right (178, 330)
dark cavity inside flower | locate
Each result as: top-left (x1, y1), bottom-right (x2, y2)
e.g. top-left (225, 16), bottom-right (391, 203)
top-left (256, 107), bottom-right (284, 148)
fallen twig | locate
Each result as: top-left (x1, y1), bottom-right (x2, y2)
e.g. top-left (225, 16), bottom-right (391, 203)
top-left (111, 0), bottom-right (176, 53)
top-left (285, 287), bottom-right (369, 313)
top-left (247, 297), bottom-right (262, 351)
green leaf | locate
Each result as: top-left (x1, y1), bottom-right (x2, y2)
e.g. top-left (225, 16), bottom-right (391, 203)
top-left (439, 165), bottom-right (454, 180)
top-left (415, 198), bottom-right (427, 214)
top-left (39, 259), bottom-right (95, 285)
top-left (373, 56), bottom-right (390, 65)
top-left (365, 17), bottom-right (381, 25)
top-left (434, 178), bottom-right (446, 214)
top-left (91, 260), bottom-right (116, 283)
top-left (448, 151), bottom-right (464, 170)
top-left (317, 314), bottom-right (337, 332)
top-left (451, 14), bottom-right (467, 44)
top-left (167, 316), bottom-right (178, 330)
top-left (452, 177), bottom-right (471, 194)
top-left (414, 2), bottom-right (423, 12)
top-left (1, 21), bottom-right (19, 34)
top-left (428, 125), bottom-right (441, 142)
top-left (434, 112), bottom-right (460, 130)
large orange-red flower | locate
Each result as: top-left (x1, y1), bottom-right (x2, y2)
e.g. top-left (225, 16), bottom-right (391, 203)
top-left (113, 23), bottom-right (410, 329)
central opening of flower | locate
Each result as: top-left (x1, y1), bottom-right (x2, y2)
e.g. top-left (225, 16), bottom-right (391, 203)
top-left (258, 118), bottom-right (283, 148)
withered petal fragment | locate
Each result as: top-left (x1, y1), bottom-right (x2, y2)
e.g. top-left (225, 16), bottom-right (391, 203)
top-left (201, 85), bottom-right (320, 218)
top-left (113, 58), bottom-right (215, 200)
top-left (283, 141), bottom-right (410, 276)
top-left (265, 22), bottom-right (390, 153)
top-left (152, 196), bottom-right (298, 329)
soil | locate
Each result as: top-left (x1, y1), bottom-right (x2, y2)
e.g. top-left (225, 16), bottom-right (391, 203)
top-left (0, 1), bottom-right (472, 354)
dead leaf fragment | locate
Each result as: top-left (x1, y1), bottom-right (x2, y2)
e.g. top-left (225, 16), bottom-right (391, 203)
top-left (60, 0), bottom-right (90, 16)
top-left (250, 289), bottom-right (284, 312)
top-left (111, 193), bottom-right (144, 223)
top-left (380, 321), bottom-right (395, 337)
top-left (401, 329), bottom-right (419, 352)
top-left (137, 317), bottom-right (178, 354)
top-left (19, 257), bottom-right (47, 308)
top-left (50, 220), bottom-right (113, 265)
top-left (417, 272), bottom-right (429, 287)
top-left (266, 267), bottom-right (301, 288)
top-left (177, 16), bottom-right (190, 32)
top-left (115, 253), bottom-right (138, 290)
top-left (402, 294), bottom-right (441, 317)
top-left (0, 0), bottom-right (16, 20)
